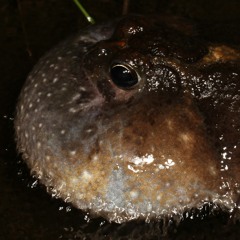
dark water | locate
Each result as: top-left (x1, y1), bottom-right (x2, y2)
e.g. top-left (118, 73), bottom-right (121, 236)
top-left (1, 1), bottom-right (240, 239)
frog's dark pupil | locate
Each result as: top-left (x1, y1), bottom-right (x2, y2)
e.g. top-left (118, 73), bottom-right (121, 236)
top-left (110, 65), bottom-right (138, 88)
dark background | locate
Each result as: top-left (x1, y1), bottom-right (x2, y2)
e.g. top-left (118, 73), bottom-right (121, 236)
top-left (0, 0), bottom-right (240, 239)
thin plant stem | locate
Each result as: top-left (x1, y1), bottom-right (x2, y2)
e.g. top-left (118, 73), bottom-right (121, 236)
top-left (17, 0), bottom-right (32, 57)
top-left (72, 0), bottom-right (95, 24)
top-left (122, 0), bottom-right (130, 15)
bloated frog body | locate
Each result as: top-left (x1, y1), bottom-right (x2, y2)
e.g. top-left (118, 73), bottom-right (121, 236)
top-left (15, 15), bottom-right (240, 223)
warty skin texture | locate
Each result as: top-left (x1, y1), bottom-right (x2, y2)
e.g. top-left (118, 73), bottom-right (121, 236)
top-left (15, 15), bottom-right (240, 223)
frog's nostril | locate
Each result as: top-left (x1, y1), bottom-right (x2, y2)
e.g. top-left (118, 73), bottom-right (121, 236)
top-left (110, 64), bottom-right (139, 89)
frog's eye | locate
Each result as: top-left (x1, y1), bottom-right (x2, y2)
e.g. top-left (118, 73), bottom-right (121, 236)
top-left (110, 64), bottom-right (139, 89)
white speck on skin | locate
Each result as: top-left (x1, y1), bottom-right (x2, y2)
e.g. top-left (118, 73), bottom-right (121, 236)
top-left (92, 155), bottom-right (98, 161)
top-left (82, 170), bottom-right (92, 180)
top-left (69, 177), bottom-right (79, 185)
top-left (37, 142), bottom-right (41, 149)
top-left (130, 191), bottom-right (139, 199)
top-left (38, 123), bottom-right (43, 128)
top-left (60, 129), bottom-right (66, 135)
top-left (47, 93), bottom-right (52, 97)
top-left (180, 133), bottom-right (193, 143)
top-left (165, 182), bottom-right (170, 188)
top-left (85, 128), bottom-right (93, 133)
top-left (69, 108), bottom-right (77, 113)
top-left (80, 87), bottom-right (86, 92)
top-left (70, 150), bottom-right (76, 156)
top-left (71, 93), bottom-right (81, 101)
top-left (147, 202), bottom-right (152, 212)
top-left (53, 77), bottom-right (58, 83)
top-left (158, 164), bottom-right (165, 169)
top-left (157, 194), bottom-right (162, 201)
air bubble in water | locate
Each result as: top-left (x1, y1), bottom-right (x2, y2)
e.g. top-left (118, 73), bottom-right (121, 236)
top-left (66, 206), bottom-right (72, 212)
top-left (84, 213), bottom-right (90, 222)
top-left (31, 179), bottom-right (39, 188)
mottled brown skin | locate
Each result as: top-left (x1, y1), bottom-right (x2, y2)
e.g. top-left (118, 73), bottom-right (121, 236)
top-left (15, 15), bottom-right (240, 223)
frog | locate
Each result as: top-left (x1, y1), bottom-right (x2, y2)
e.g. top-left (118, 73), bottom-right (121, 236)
top-left (14, 15), bottom-right (240, 223)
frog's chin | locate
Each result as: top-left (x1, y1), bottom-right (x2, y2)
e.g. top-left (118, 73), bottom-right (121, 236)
top-left (38, 163), bottom-right (225, 224)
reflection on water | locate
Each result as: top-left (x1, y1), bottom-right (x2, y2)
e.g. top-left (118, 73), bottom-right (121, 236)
top-left (1, 0), bottom-right (240, 239)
